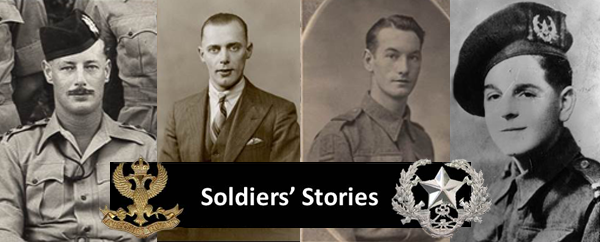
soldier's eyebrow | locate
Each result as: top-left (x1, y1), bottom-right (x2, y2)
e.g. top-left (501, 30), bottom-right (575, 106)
top-left (483, 84), bottom-right (501, 93)
top-left (84, 60), bottom-right (100, 65)
top-left (513, 83), bottom-right (542, 92)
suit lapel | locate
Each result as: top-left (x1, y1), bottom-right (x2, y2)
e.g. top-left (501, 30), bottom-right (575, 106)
top-left (224, 81), bottom-right (270, 162)
top-left (182, 90), bottom-right (208, 162)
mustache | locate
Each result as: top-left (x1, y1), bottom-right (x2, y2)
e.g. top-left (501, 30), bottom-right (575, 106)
top-left (67, 87), bottom-right (95, 95)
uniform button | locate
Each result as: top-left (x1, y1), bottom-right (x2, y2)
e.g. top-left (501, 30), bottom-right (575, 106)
top-left (580, 160), bottom-right (590, 169)
top-left (81, 195), bottom-right (87, 201)
top-left (128, 31), bottom-right (133, 36)
top-left (77, 237), bottom-right (87, 242)
top-left (83, 226), bottom-right (91, 232)
top-left (32, 179), bottom-right (38, 184)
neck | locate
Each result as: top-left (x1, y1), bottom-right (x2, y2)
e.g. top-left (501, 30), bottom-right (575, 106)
top-left (370, 86), bottom-right (407, 116)
top-left (55, 107), bottom-right (103, 153)
top-left (512, 127), bottom-right (564, 174)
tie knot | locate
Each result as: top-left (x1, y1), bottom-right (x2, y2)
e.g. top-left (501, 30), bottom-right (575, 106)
top-left (218, 93), bottom-right (227, 103)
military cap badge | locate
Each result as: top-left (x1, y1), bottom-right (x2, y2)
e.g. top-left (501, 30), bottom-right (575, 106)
top-left (392, 159), bottom-right (491, 238)
top-left (100, 157), bottom-right (183, 238)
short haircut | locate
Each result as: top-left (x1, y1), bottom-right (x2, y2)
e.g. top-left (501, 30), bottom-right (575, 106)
top-left (366, 15), bottom-right (425, 54)
top-left (534, 55), bottom-right (572, 92)
top-left (200, 13), bottom-right (248, 42)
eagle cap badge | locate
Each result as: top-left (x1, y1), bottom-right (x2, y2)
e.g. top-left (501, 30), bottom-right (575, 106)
top-left (101, 157), bottom-right (183, 238)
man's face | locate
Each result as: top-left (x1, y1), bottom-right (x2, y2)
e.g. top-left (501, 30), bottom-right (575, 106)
top-left (483, 55), bottom-right (563, 157)
top-left (43, 40), bottom-right (110, 116)
top-left (365, 28), bottom-right (422, 100)
top-left (199, 21), bottom-right (252, 91)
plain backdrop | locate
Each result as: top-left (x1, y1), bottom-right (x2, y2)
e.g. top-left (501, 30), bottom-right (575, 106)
top-left (157, 0), bottom-right (301, 154)
top-left (157, 1), bottom-right (300, 240)
top-left (450, 0), bottom-right (600, 241)
top-left (302, 0), bottom-right (450, 163)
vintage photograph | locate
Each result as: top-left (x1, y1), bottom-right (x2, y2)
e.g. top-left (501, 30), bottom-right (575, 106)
top-left (157, 0), bottom-right (301, 240)
top-left (450, 0), bottom-right (600, 241)
top-left (0, 0), bottom-right (157, 241)
top-left (157, 0), bottom-right (300, 164)
top-left (301, 0), bottom-right (449, 241)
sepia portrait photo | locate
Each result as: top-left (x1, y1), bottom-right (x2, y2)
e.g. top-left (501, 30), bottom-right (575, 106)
top-left (301, 0), bottom-right (449, 241)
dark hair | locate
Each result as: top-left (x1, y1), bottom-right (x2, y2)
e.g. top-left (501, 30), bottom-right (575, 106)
top-left (366, 15), bottom-right (425, 54)
top-left (535, 55), bottom-right (572, 92)
top-left (201, 13), bottom-right (248, 42)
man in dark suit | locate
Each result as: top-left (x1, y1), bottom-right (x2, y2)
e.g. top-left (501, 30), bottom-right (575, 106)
top-left (160, 13), bottom-right (300, 163)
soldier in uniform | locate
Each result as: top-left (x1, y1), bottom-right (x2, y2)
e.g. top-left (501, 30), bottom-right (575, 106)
top-left (453, 2), bottom-right (600, 242)
top-left (75, 0), bottom-right (158, 136)
top-left (0, 0), bottom-right (49, 133)
top-left (0, 10), bottom-right (156, 241)
top-left (304, 15), bottom-right (437, 241)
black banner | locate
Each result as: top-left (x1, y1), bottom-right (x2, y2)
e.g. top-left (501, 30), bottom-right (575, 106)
top-left (109, 162), bottom-right (471, 228)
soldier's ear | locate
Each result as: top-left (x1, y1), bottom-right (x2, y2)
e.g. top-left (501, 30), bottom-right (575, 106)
top-left (245, 42), bottom-right (253, 59)
top-left (42, 60), bottom-right (53, 85)
top-left (558, 86), bottom-right (576, 122)
top-left (363, 49), bottom-right (374, 72)
top-left (104, 59), bottom-right (111, 83)
top-left (198, 46), bottom-right (206, 63)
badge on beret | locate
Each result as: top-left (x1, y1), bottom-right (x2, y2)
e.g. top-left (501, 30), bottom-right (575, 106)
top-left (533, 15), bottom-right (558, 44)
top-left (81, 14), bottom-right (100, 38)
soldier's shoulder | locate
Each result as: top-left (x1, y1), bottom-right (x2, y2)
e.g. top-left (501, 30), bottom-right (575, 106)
top-left (117, 122), bottom-right (156, 142)
top-left (318, 108), bottom-right (364, 134)
top-left (571, 157), bottom-right (600, 185)
top-left (0, 118), bottom-right (49, 143)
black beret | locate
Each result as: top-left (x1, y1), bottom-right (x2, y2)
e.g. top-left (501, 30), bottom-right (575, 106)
top-left (453, 2), bottom-right (572, 116)
top-left (40, 9), bottom-right (100, 61)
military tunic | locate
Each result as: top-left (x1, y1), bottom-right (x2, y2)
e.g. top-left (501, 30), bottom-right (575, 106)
top-left (474, 129), bottom-right (600, 242)
top-left (0, 113), bottom-right (157, 242)
top-left (308, 93), bottom-right (434, 163)
top-left (305, 94), bottom-right (436, 241)
top-left (76, 0), bottom-right (158, 136)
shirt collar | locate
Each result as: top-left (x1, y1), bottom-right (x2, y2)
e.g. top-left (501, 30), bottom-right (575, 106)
top-left (36, 112), bottom-right (145, 155)
top-left (360, 93), bottom-right (415, 142)
top-left (491, 128), bottom-right (581, 209)
top-left (208, 76), bottom-right (246, 102)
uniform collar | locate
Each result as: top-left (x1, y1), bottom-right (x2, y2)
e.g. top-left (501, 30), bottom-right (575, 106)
top-left (360, 93), bottom-right (416, 142)
top-left (491, 128), bottom-right (581, 209)
top-left (36, 112), bottom-right (145, 155)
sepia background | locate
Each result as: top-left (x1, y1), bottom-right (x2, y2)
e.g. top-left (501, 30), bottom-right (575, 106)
top-left (157, 0), bottom-right (301, 155)
top-left (157, 0), bottom-right (300, 241)
top-left (302, 0), bottom-right (451, 163)
top-left (450, 0), bottom-right (600, 241)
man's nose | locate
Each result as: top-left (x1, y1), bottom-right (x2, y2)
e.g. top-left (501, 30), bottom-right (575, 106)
top-left (219, 49), bottom-right (230, 65)
top-left (499, 96), bottom-right (519, 121)
top-left (395, 56), bottom-right (408, 75)
top-left (74, 68), bottom-right (87, 87)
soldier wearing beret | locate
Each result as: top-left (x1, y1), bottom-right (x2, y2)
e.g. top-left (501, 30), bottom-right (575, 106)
top-left (454, 2), bottom-right (600, 242)
top-left (305, 15), bottom-right (436, 241)
top-left (0, 10), bottom-right (156, 241)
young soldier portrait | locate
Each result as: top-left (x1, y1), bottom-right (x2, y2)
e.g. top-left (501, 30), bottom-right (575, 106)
top-left (302, 0), bottom-right (449, 241)
top-left (451, 1), bottom-right (600, 242)
top-left (0, 10), bottom-right (157, 241)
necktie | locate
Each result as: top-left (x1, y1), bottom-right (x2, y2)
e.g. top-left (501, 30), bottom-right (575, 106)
top-left (211, 94), bottom-right (227, 142)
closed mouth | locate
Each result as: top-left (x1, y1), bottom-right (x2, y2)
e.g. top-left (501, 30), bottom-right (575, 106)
top-left (68, 89), bottom-right (94, 96)
top-left (501, 127), bottom-right (526, 132)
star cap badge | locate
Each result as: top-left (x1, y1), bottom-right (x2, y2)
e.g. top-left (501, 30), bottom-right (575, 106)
top-left (392, 159), bottom-right (492, 238)
top-left (418, 167), bottom-right (465, 208)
